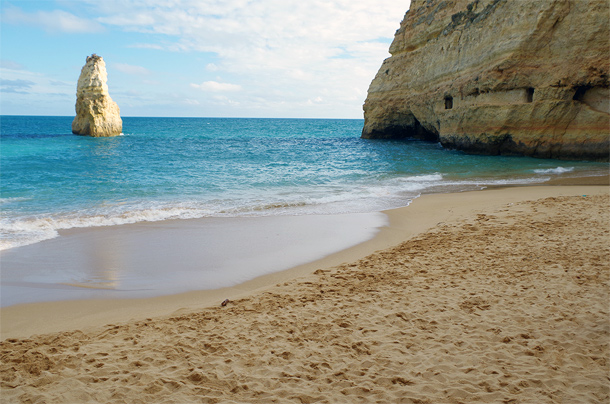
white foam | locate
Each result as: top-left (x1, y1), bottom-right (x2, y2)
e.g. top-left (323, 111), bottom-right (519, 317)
top-left (0, 197), bottom-right (31, 205)
top-left (464, 177), bottom-right (549, 186)
top-left (0, 206), bottom-right (215, 251)
top-left (403, 173), bottom-right (444, 182)
top-left (533, 166), bottom-right (575, 174)
top-left (0, 224), bottom-right (58, 250)
top-left (0, 171), bottom-right (563, 251)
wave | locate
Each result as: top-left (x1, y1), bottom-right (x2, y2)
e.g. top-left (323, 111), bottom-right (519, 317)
top-left (463, 176), bottom-right (550, 186)
top-left (0, 179), bottom-right (428, 251)
top-left (0, 206), bottom-right (214, 251)
top-left (403, 173), bottom-right (444, 182)
top-left (0, 171), bottom-right (566, 251)
top-left (0, 197), bottom-right (32, 205)
top-left (533, 166), bottom-right (575, 174)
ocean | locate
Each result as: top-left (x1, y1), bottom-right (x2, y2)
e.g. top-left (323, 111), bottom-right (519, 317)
top-left (1, 115), bottom-right (608, 252)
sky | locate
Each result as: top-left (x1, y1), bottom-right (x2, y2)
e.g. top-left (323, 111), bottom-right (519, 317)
top-left (0, 0), bottom-right (411, 118)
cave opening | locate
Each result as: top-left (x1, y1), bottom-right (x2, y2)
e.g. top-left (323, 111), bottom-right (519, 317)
top-left (364, 115), bottom-right (439, 142)
top-left (572, 85), bottom-right (591, 102)
top-left (444, 96), bottom-right (453, 109)
top-left (409, 116), bottom-right (440, 142)
top-left (526, 87), bottom-right (534, 103)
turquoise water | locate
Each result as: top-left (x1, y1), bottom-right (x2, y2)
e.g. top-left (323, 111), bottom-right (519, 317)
top-left (1, 115), bottom-right (607, 250)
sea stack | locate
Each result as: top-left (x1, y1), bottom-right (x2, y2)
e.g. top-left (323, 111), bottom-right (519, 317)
top-left (72, 54), bottom-right (122, 137)
top-left (362, 0), bottom-right (610, 161)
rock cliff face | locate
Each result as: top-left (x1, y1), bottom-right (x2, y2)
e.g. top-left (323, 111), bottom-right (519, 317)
top-left (362, 0), bottom-right (609, 161)
top-left (72, 54), bottom-right (122, 137)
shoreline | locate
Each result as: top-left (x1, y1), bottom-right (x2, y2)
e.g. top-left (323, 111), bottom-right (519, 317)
top-left (1, 179), bottom-right (607, 340)
top-left (1, 170), bottom-right (607, 254)
top-left (1, 180), bottom-right (607, 403)
top-left (1, 212), bottom-right (386, 307)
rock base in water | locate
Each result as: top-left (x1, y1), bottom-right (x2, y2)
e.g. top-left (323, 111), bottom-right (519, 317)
top-left (362, 0), bottom-right (610, 161)
top-left (72, 54), bottom-right (122, 137)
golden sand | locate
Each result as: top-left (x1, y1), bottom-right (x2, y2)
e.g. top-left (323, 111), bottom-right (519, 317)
top-left (1, 186), bottom-right (608, 403)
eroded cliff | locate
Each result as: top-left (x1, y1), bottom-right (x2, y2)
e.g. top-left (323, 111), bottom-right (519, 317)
top-left (72, 54), bottom-right (122, 137)
top-left (362, 0), bottom-right (610, 161)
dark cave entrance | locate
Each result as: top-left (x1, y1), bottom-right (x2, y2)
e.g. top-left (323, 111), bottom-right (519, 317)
top-left (526, 87), bottom-right (534, 103)
top-left (572, 85), bottom-right (591, 102)
top-left (408, 116), bottom-right (440, 142)
top-left (444, 96), bottom-right (453, 109)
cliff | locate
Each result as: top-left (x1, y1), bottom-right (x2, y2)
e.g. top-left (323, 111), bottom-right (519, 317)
top-left (72, 54), bottom-right (122, 137)
top-left (362, 0), bottom-right (610, 161)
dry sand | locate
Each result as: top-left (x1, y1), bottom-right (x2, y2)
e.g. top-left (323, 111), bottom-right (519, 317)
top-left (1, 185), bottom-right (609, 403)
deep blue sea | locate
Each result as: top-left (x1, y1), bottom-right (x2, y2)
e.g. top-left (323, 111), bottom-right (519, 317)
top-left (1, 115), bottom-right (608, 251)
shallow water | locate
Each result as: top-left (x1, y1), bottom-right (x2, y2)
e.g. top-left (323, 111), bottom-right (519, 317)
top-left (2, 116), bottom-right (607, 250)
top-left (1, 116), bottom-right (608, 305)
top-left (0, 212), bottom-right (385, 306)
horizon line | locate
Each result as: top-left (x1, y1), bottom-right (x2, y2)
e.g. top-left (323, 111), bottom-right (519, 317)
top-left (1, 114), bottom-right (365, 120)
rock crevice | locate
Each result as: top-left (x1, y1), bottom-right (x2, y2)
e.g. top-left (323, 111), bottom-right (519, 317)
top-left (362, 0), bottom-right (609, 161)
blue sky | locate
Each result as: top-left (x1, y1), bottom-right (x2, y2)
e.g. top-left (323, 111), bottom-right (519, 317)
top-left (1, 0), bottom-right (410, 118)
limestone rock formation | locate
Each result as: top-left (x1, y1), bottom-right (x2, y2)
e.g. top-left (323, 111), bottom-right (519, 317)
top-left (362, 0), bottom-right (610, 161)
top-left (72, 54), bottom-right (122, 137)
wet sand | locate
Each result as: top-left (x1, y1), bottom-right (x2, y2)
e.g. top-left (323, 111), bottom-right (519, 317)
top-left (1, 213), bottom-right (385, 306)
top-left (1, 183), bottom-right (608, 403)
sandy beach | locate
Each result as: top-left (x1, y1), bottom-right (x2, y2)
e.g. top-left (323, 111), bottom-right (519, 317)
top-left (1, 183), bottom-right (608, 403)
top-left (1, 213), bottom-right (385, 307)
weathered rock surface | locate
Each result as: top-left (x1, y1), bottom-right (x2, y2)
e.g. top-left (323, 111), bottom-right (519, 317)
top-left (362, 0), bottom-right (610, 161)
top-left (72, 54), bottom-right (122, 137)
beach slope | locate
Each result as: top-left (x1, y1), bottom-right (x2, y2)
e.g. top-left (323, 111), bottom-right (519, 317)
top-left (1, 186), bottom-right (608, 403)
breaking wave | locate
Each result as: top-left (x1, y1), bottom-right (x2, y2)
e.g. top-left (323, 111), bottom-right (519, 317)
top-left (533, 166), bottom-right (575, 174)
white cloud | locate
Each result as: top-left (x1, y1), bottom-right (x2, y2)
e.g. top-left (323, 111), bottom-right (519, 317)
top-left (191, 81), bottom-right (242, 92)
top-left (307, 96), bottom-right (324, 105)
top-left (0, 79), bottom-right (35, 93)
top-left (0, 67), bottom-right (73, 102)
top-left (0, 59), bottom-right (26, 70)
top-left (128, 43), bottom-right (165, 50)
top-left (12, 0), bottom-right (409, 117)
top-left (212, 95), bottom-right (240, 106)
top-left (2, 7), bottom-right (104, 33)
top-left (206, 63), bottom-right (220, 72)
top-left (114, 63), bottom-right (151, 75)
top-left (92, 0), bottom-right (410, 117)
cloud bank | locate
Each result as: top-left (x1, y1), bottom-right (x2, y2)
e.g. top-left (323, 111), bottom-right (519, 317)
top-left (1, 0), bottom-right (410, 118)
top-left (93, 0), bottom-right (410, 117)
top-left (3, 7), bottom-right (104, 33)
top-left (191, 81), bottom-right (242, 92)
